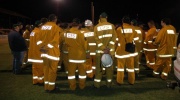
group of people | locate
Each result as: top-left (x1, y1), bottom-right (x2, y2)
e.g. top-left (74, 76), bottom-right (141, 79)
top-left (8, 12), bottom-right (179, 93)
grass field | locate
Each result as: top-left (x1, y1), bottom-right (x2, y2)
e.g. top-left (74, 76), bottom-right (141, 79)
top-left (0, 38), bottom-right (179, 100)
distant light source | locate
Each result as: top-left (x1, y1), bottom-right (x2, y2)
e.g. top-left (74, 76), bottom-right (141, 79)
top-left (54, 0), bottom-right (63, 2)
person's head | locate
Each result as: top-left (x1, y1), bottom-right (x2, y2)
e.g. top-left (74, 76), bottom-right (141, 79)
top-left (161, 18), bottom-right (171, 27)
top-left (13, 24), bottom-right (20, 32)
top-left (60, 23), bottom-right (69, 29)
top-left (100, 12), bottom-right (108, 19)
top-left (17, 22), bottom-right (23, 29)
top-left (48, 14), bottom-right (58, 23)
top-left (147, 20), bottom-right (155, 28)
top-left (40, 17), bottom-right (48, 25)
top-left (25, 24), bottom-right (32, 31)
top-left (131, 19), bottom-right (138, 26)
top-left (122, 16), bottom-right (131, 24)
top-left (84, 19), bottom-right (93, 27)
top-left (35, 20), bottom-right (42, 28)
top-left (71, 18), bottom-right (80, 27)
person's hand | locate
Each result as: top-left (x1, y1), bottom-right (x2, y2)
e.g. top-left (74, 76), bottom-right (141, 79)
top-left (86, 53), bottom-right (90, 59)
top-left (40, 46), bottom-right (48, 53)
top-left (103, 48), bottom-right (110, 54)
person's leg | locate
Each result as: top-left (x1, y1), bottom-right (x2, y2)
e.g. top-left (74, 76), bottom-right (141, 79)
top-left (68, 63), bottom-right (77, 90)
top-left (78, 63), bottom-right (87, 89)
top-left (116, 58), bottom-right (125, 84)
top-left (126, 57), bottom-right (135, 85)
top-left (94, 55), bottom-right (102, 88)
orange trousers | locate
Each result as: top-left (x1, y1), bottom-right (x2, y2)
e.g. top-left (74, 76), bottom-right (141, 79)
top-left (43, 58), bottom-right (59, 91)
top-left (58, 53), bottom-right (69, 73)
top-left (85, 55), bottom-right (96, 78)
top-left (117, 57), bottom-right (135, 84)
top-left (144, 51), bottom-right (156, 69)
top-left (32, 63), bottom-right (44, 84)
top-left (153, 57), bottom-right (172, 77)
top-left (68, 62), bottom-right (86, 90)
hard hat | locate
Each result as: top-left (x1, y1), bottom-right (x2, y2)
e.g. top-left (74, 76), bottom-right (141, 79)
top-left (84, 19), bottom-right (93, 26)
top-left (101, 54), bottom-right (113, 68)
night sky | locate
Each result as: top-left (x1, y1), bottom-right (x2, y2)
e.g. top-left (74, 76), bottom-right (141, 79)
top-left (0, 0), bottom-right (180, 30)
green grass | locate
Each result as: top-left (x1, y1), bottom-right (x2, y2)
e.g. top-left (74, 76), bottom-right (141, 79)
top-left (0, 39), bottom-right (179, 100)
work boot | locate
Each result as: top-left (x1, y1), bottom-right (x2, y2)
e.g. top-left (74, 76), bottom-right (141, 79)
top-left (48, 87), bottom-right (60, 93)
top-left (161, 75), bottom-right (167, 80)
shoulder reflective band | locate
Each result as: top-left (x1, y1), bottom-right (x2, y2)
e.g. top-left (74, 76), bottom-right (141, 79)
top-left (121, 29), bottom-right (133, 33)
top-left (47, 44), bottom-right (53, 48)
top-left (97, 25), bottom-right (112, 31)
top-left (37, 41), bottom-right (42, 45)
top-left (79, 75), bottom-right (87, 79)
top-left (167, 30), bottom-right (175, 34)
top-left (89, 43), bottom-right (96, 46)
top-left (69, 60), bottom-right (86, 63)
top-left (135, 30), bottom-right (141, 34)
top-left (68, 76), bottom-right (76, 79)
top-left (94, 79), bottom-right (101, 82)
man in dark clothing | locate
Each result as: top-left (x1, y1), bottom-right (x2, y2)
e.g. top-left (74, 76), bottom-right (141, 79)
top-left (8, 24), bottom-right (27, 74)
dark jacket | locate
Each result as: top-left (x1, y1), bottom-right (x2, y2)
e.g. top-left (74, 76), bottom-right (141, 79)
top-left (8, 30), bottom-right (27, 52)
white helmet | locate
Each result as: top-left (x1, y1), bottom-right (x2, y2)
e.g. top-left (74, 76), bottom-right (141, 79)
top-left (101, 54), bottom-right (113, 68)
top-left (84, 19), bottom-right (93, 26)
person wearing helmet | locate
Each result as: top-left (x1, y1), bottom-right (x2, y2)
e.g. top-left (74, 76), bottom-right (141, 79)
top-left (93, 12), bottom-right (117, 88)
top-left (37, 14), bottom-right (63, 93)
top-left (22, 24), bottom-right (32, 68)
top-left (28, 20), bottom-right (44, 85)
top-left (65, 18), bottom-right (87, 90)
top-left (80, 19), bottom-right (96, 78)
top-left (131, 19), bottom-right (144, 75)
top-left (115, 16), bottom-right (138, 85)
top-left (153, 18), bottom-right (177, 80)
top-left (143, 20), bottom-right (158, 69)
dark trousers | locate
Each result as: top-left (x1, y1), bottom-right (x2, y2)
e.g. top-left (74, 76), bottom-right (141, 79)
top-left (12, 51), bottom-right (24, 74)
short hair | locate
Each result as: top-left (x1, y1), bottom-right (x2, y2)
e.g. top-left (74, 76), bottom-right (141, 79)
top-left (40, 18), bottom-right (48, 24)
top-left (148, 20), bottom-right (155, 25)
top-left (71, 18), bottom-right (80, 27)
top-left (122, 16), bottom-right (130, 24)
top-left (48, 14), bottom-right (57, 21)
top-left (100, 12), bottom-right (108, 18)
top-left (161, 18), bottom-right (171, 25)
top-left (60, 23), bottom-right (69, 29)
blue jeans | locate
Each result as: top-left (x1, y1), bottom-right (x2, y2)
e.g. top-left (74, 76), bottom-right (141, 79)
top-left (12, 51), bottom-right (25, 74)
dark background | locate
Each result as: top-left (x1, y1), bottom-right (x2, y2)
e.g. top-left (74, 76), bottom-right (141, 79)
top-left (0, 0), bottom-right (180, 30)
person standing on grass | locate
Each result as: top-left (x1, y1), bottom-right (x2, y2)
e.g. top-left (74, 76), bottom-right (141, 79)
top-left (8, 24), bottom-right (27, 74)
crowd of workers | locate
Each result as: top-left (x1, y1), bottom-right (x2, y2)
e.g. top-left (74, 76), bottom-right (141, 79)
top-left (7, 12), bottom-right (180, 93)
